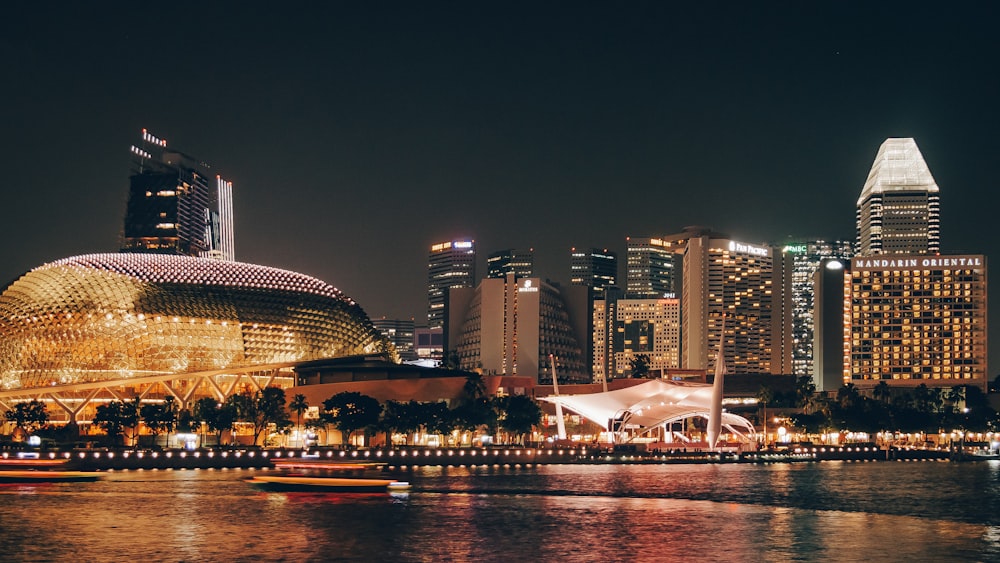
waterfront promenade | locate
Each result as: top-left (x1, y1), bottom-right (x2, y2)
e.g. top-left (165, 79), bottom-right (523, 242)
top-left (3, 443), bottom-right (952, 471)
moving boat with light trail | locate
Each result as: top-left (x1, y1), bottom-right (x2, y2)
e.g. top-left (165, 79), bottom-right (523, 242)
top-left (245, 458), bottom-right (410, 492)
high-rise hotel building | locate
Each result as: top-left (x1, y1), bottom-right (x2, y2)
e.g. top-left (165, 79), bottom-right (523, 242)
top-left (681, 235), bottom-right (793, 375)
top-left (856, 138), bottom-right (940, 256)
top-left (447, 274), bottom-right (591, 384)
top-left (427, 239), bottom-right (476, 330)
top-left (123, 129), bottom-right (235, 261)
top-left (812, 137), bottom-right (990, 391)
top-left (846, 254), bottom-right (988, 391)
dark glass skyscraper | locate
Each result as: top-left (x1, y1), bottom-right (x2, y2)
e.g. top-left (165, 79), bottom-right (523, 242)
top-left (782, 240), bottom-right (855, 377)
top-left (569, 247), bottom-right (617, 297)
top-left (122, 129), bottom-right (234, 260)
top-left (486, 248), bottom-right (534, 279)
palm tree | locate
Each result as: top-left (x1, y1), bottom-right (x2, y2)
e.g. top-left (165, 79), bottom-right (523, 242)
top-left (290, 394), bottom-right (309, 446)
top-left (628, 354), bottom-right (651, 378)
top-left (794, 376), bottom-right (816, 408)
top-left (756, 385), bottom-right (774, 446)
top-left (872, 381), bottom-right (892, 404)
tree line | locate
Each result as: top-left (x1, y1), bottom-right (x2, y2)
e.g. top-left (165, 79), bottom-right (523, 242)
top-left (3, 374), bottom-right (544, 448)
top-left (757, 377), bottom-right (998, 437)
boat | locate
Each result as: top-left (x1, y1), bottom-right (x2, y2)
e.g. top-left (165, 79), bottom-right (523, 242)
top-left (245, 458), bottom-right (410, 492)
top-left (0, 470), bottom-right (104, 483)
top-left (0, 456), bottom-right (104, 483)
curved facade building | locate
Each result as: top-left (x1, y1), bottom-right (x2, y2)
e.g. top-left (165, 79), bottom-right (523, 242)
top-left (0, 253), bottom-right (391, 392)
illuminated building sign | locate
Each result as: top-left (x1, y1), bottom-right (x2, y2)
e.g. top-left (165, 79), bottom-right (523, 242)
top-left (518, 279), bottom-right (539, 293)
top-left (454, 241), bottom-right (473, 249)
top-left (783, 244), bottom-right (807, 254)
top-left (852, 255), bottom-right (984, 270)
top-left (728, 241), bottom-right (769, 257)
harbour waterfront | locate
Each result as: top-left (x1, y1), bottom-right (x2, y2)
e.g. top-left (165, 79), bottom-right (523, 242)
top-left (1, 461), bottom-right (999, 562)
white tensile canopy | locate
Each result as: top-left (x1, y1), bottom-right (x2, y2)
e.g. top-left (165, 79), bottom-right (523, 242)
top-left (539, 379), bottom-right (756, 442)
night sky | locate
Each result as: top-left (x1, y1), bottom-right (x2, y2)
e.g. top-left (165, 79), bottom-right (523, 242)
top-left (2, 4), bottom-right (998, 365)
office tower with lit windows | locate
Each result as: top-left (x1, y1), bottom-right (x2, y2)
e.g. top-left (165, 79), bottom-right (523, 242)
top-left (681, 235), bottom-right (793, 375)
top-left (783, 240), bottom-right (855, 377)
top-left (123, 129), bottom-right (235, 261)
top-left (856, 138), bottom-right (940, 256)
top-left (846, 254), bottom-right (988, 391)
top-left (570, 247), bottom-right (617, 297)
top-left (625, 237), bottom-right (677, 298)
top-left (592, 296), bottom-right (680, 382)
top-left (427, 239), bottom-right (476, 329)
top-left (371, 318), bottom-right (416, 362)
top-left (486, 248), bottom-right (534, 279)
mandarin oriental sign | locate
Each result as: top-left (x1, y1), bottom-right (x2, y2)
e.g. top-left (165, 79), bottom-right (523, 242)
top-left (853, 255), bottom-right (984, 270)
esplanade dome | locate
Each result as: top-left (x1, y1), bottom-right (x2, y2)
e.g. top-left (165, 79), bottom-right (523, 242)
top-left (0, 253), bottom-right (391, 390)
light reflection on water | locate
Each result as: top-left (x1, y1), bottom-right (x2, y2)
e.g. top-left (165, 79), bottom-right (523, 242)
top-left (0, 462), bottom-right (998, 562)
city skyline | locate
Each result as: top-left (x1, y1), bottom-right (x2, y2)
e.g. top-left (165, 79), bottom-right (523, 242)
top-left (1, 4), bottom-right (997, 366)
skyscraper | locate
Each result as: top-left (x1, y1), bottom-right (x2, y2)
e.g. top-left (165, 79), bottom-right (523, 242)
top-left (681, 235), bottom-right (792, 375)
top-left (625, 237), bottom-right (678, 298)
top-left (591, 296), bottom-right (680, 382)
top-left (371, 318), bottom-right (416, 362)
top-left (427, 239), bottom-right (476, 329)
top-left (856, 138), bottom-right (940, 256)
top-left (782, 240), bottom-right (855, 377)
top-left (570, 247), bottom-right (617, 297)
top-left (486, 248), bottom-right (534, 279)
top-left (846, 254), bottom-right (988, 391)
top-left (123, 129), bottom-right (235, 260)
top-left (447, 274), bottom-right (591, 384)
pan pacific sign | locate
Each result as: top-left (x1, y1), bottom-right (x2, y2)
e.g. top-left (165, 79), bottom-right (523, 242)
top-left (852, 255), bottom-right (984, 270)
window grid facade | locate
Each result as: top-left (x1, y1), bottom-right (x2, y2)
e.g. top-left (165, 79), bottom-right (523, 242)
top-left (848, 255), bottom-right (987, 389)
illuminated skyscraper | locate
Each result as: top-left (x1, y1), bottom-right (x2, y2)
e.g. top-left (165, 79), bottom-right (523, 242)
top-left (123, 129), bottom-right (235, 260)
top-left (591, 296), bottom-right (680, 382)
top-left (486, 248), bottom-right (534, 279)
top-left (371, 318), bottom-right (416, 362)
top-left (681, 235), bottom-right (793, 375)
top-left (846, 254), bottom-right (988, 391)
top-left (570, 247), bottom-right (617, 297)
top-left (856, 138), bottom-right (940, 256)
top-left (427, 239), bottom-right (476, 329)
top-left (625, 237), bottom-right (678, 298)
top-left (447, 274), bottom-right (591, 384)
top-left (782, 240), bottom-right (854, 377)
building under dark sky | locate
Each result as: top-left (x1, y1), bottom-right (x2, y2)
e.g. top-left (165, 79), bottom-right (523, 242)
top-left (1, 3), bottom-right (998, 367)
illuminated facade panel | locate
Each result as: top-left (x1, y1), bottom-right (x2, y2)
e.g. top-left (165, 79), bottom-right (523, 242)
top-left (0, 253), bottom-right (390, 391)
top-left (856, 138), bottom-right (940, 256)
top-left (848, 254), bottom-right (988, 390)
top-left (427, 239), bottom-right (475, 329)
